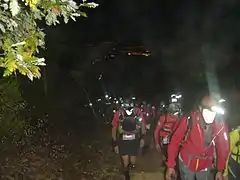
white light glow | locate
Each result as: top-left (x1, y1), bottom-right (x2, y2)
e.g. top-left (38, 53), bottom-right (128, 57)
top-left (223, 132), bottom-right (228, 141)
top-left (126, 109), bottom-right (133, 115)
top-left (211, 106), bottom-right (225, 115)
top-left (171, 98), bottom-right (177, 102)
top-left (219, 99), bottom-right (226, 103)
top-left (176, 94), bottom-right (182, 99)
top-left (202, 109), bottom-right (217, 124)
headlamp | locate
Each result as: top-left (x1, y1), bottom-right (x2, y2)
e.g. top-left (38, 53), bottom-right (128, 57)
top-left (176, 94), bottom-right (182, 99)
top-left (218, 99), bottom-right (226, 104)
top-left (173, 112), bottom-right (180, 116)
top-left (171, 94), bottom-right (182, 99)
top-left (211, 106), bottom-right (225, 115)
top-left (125, 109), bottom-right (133, 115)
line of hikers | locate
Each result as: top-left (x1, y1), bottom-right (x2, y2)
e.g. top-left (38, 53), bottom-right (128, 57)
top-left (111, 92), bottom-right (240, 180)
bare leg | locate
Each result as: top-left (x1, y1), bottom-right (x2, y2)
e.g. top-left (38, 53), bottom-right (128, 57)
top-left (121, 155), bottom-right (130, 180)
top-left (130, 156), bottom-right (136, 166)
top-left (122, 155), bottom-right (130, 168)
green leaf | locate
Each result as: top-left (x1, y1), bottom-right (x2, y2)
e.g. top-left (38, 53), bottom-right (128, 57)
top-left (9, 0), bottom-right (20, 16)
top-left (80, 11), bottom-right (87, 17)
top-left (81, 2), bottom-right (99, 8)
top-left (3, 69), bottom-right (12, 77)
top-left (0, 23), bottom-right (6, 33)
top-left (0, 0), bottom-right (98, 80)
top-left (70, 15), bottom-right (76, 21)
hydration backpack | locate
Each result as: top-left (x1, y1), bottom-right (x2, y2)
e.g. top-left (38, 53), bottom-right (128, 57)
top-left (118, 108), bottom-right (141, 134)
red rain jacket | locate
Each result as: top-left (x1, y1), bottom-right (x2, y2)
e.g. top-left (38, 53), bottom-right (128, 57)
top-left (166, 111), bottom-right (230, 172)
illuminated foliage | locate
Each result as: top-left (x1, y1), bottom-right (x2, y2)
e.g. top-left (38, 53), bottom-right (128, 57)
top-left (0, 0), bottom-right (98, 80)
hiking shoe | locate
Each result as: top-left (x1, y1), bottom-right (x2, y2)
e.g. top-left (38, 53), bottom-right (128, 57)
top-left (129, 164), bottom-right (136, 169)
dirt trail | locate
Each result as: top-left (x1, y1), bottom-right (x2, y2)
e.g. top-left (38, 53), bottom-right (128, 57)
top-left (0, 123), bottom-right (166, 180)
top-left (130, 148), bottom-right (165, 180)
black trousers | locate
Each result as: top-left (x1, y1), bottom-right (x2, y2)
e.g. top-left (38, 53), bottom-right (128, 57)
top-left (228, 157), bottom-right (240, 180)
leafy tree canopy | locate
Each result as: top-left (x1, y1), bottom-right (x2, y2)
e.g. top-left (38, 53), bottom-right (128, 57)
top-left (0, 0), bottom-right (98, 80)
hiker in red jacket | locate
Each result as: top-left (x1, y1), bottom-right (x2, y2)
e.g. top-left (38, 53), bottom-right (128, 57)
top-left (166, 94), bottom-right (230, 180)
top-left (155, 95), bottom-right (182, 164)
top-left (112, 98), bottom-right (146, 178)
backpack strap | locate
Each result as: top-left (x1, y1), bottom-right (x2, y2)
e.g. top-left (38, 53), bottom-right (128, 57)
top-left (180, 114), bottom-right (193, 147)
top-left (119, 109), bottom-right (125, 122)
top-left (158, 113), bottom-right (167, 133)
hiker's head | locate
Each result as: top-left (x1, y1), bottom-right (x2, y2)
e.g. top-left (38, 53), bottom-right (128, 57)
top-left (199, 94), bottom-right (225, 124)
top-left (121, 97), bottom-right (134, 112)
top-left (168, 103), bottom-right (181, 116)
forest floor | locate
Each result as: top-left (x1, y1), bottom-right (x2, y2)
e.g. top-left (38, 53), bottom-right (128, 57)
top-left (0, 124), bottom-right (165, 180)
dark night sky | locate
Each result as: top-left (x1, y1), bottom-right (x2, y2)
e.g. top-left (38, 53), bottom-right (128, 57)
top-left (51, 0), bottom-right (240, 100)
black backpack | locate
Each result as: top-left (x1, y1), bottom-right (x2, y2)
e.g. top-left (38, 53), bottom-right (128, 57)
top-left (119, 108), bottom-right (140, 133)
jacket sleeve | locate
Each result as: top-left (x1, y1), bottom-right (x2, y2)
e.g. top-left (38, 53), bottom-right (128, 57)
top-left (154, 116), bottom-right (164, 145)
top-left (111, 111), bottom-right (120, 128)
top-left (137, 109), bottom-right (145, 124)
top-left (166, 118), bottom-right (188, 168)
top-left (215, 122), bottom-right (230, 171)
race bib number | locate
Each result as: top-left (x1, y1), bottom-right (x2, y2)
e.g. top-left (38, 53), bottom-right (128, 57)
top-left (123, 134), bottom-right (135, 140)
top-left (162, 137), bottom-right (169, 144)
